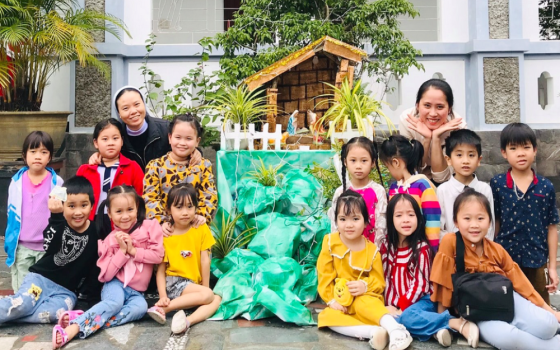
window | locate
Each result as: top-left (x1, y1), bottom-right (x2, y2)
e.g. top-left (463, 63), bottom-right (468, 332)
top-left (386, 75), bottom-right (402, 111)
top-left (397, 0), bottom-right (439, 42)
top-left (224, 0), bottom-right (240, 31)
top-left (540, 0), bottom-right (560, 40)
top-left (152, 0), bottom-right (226, 44)
top-left (538, 72), bottom-right (554, 110)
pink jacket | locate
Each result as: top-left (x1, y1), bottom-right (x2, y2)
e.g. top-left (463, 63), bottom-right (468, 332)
top-left (97, 219), bottom-right (164, 292)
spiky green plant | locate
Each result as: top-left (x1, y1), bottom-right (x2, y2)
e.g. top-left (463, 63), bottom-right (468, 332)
top-left (0, 0), bottom-right (130, 111)
top-left (204, 85), bottom-right (270, 130)
top-left (316, 79), bottom-right (396, 138)
top-left (211, 210), bottom-right (256, 260)
top-left (246, 157), bottom-right (284, 187)
top-left (305, 161), bottom-right (341, 200)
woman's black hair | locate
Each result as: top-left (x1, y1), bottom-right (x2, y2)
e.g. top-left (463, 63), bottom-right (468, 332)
top-left (96, 185), bottom-right (146, 237)
top-left (114, 88), bottom-right (144, 112)
top-left (453, 188), bottom-right (493, 226)
top-left (93, 118), bottom-right (124, 140)
top-left (340, 137), bottom-right (383, 191)
top-left (22, 131), bottom-right (54, 163)
top-left (379, 135), bottom-right (424, 175)
top-left (386, 193), bottom-right (432, 267)
top-left (334, 189), bottom-right (370, 226)
top-left (416, 78), bottom-right (454, 117)
top-left (168, 113), bottom-right (204, 138)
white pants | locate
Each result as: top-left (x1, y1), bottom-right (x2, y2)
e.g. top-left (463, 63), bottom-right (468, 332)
top-left (478, 292), bottom-right (560, 350)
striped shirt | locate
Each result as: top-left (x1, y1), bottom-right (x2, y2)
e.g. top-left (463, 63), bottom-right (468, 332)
top-left (381, 241), bottom-right (433, 310)
top-left (389, 174), bottom-right (441, 252)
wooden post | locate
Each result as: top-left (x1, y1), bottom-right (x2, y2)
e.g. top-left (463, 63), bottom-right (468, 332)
top-left (266, 88), bottom-right (278, 132)
top-left (335, 59), bottom-right (349, 102)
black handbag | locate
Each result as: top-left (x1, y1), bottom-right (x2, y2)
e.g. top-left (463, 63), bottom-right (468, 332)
top-left (451, 232), bottom-right (514, 322)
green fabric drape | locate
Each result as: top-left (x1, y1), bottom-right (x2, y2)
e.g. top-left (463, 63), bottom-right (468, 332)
top-left (211, 151), bottom-right (335, 325)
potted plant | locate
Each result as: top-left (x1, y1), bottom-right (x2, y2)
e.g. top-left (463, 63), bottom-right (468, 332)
top-left (316, 79), bottom-right (396, 138)
top-left (204, 85), bottom-right (271, 149)
top-left (0, 0), bottom-right (129, 161)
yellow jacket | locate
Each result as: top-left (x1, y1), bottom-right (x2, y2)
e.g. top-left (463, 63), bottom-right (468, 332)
top-left (143, 153), bottom-right (217, 224)
top-left (317, 232), bottom-right (387, 327)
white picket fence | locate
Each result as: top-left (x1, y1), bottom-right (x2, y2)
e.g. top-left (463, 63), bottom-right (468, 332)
top-left (329, 117), bottom-right (374, 146)
top-left (220, 121), bottom-right (283, 150)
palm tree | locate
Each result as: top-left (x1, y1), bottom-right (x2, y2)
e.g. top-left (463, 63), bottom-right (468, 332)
top-left (0, 0), bottom-right (130, 111)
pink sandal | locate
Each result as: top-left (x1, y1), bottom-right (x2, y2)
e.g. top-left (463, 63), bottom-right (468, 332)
top-left (147, 306), bottom-right (166, 325)
top-left (52, 325), bottom-right (69, 349)
top-left (57, 310), bottom-right (84, 327)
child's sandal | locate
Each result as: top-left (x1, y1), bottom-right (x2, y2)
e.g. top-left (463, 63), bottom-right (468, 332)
top-left (171, 310), bottom-right (190, 334)
top-left (388, 324), bottom-right (413, 350)
top-left (147, 306), bottom-right (166, 325)
top-left (57, 310), bottom-right (84, 327)
top-left (459, 318), bottom-right (479, 348)
top-left (52, 325), bottom-right (69, 349)
top-left (368, 326), bottom-right (389, 350)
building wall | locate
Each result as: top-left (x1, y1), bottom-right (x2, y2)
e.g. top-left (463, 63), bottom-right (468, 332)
top-left (35, 0), bottom-right (560, 134)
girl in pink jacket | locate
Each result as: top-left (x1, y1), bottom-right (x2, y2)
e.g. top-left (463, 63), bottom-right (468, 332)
top-left (52, 185), bottom-right (164, 348)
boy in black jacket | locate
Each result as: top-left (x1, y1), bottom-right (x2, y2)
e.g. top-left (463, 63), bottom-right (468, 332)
top-left (0, 176), bottom-right (99, 324)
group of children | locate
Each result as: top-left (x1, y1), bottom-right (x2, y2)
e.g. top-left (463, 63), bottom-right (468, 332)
top-left (1, 105), bottom-right (560, 350)
top-left (1, 113), bottom-right (220, 348)
top-left (320, 123), bottom-right (560, 349)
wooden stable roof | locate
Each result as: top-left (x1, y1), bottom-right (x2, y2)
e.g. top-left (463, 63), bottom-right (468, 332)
top-left (243, 36), bottom-right (367, 91)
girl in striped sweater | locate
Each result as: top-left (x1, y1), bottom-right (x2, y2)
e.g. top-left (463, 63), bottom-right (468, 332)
top-left (380, 193), bottom-right (455, 347)
top-left (379, 135), bottom-right (441, 252)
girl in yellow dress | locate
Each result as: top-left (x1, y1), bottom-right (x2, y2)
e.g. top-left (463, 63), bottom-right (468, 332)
top-left (317, 190), bottom-right (413, 350)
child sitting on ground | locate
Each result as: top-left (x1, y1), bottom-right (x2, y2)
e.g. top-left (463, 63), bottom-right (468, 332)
top-left (437, 129), bottom-right (494, 240)
top-left (53, 185), bottom-right (163, 348)
top-left (147, 183), bottom-right (221, 333)
top-left (317, 190), bottom-right (412, 350)
top-left (0, 176), bottom-right (98, 325)
top-left (381, 194), bottom-right (478, 347)
top-left (431, 188), bottom-right (560, 349)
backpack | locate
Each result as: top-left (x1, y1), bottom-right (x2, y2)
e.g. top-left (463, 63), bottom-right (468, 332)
top-left (451, 232), bottom-right (514, 322)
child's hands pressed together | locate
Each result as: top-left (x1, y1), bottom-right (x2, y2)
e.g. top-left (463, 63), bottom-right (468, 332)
top-left (329, 301), bottom-right (347, 313)
top-left (346, 280), bottom-right (367, 296)
top-left (162, 222), bottom-right (174, 237)
top-left (48, 197), bottom-right (64, 213)
top-left (155, 297), bottom-right (170, 307)
top-left (125, 237), bottom-right (137, 257)
top-left (115, 233), bottom-right (128, 254)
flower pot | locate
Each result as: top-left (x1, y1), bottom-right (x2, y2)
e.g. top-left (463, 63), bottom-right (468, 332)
top-left (0, 111), bottom-right (71, 161)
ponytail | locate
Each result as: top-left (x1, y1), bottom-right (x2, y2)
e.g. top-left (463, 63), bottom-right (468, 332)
top-left (340, 143), bottom-right (349, 191)
top-left (379, 135), bottom-right (425, 175)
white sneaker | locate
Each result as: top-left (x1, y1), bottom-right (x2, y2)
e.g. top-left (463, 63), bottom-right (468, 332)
top-left (436, 329), bottom-right (452, 347)
top-left (388, 324), bottom-right (413, 350)
top-left (368, 326), bottom-right (389, 350)
top-left (171, 310), bottom-right (190, 334)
